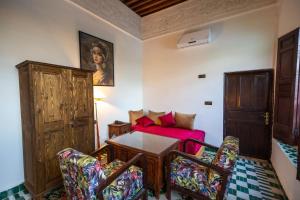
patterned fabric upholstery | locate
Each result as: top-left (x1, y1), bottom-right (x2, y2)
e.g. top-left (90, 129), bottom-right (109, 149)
top-left (57, 148), bottom-right (106, 199)
top-left (57, 148), bottom-right (143, 200)
top-left (207, 136), bottom-right (239, 199)
top-left (171, 156), bottom-right (215, 198)
top-left (196, 147), bottom-right (218, 164)
top-left (103, 159), bottom-right (125, 176)
top-left (170, 136), bottom-right (239, 200)
top-left (212, 136), bottom-right (239, 170)
top-left (102, 159), bottom-right (144, 200)
top-left (103, 164), bottom-right (143, 200)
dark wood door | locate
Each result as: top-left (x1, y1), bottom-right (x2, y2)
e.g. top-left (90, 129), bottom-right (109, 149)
top-left (33, 66), bottom-right (69, 191)
top-left (298, 137), bottom-right (300, 180)
top-left (273, 28), bottom-right (300, 145)
top-left (69, 70), bottom-right (94, 154)
top-left (224, 69), bottom-right (273, 159)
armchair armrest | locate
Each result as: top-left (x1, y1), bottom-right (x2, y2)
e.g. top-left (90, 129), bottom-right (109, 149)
top-left (183, 138), bottom-right (219, 153)
top-left (91, 144), bottom-right (114, 163)
top-left (166, 150), bottom-right (230, 200)
top-left (97, 153), bottom-right (147, 200)
top-left (168, 150), bottom-right (230, 176)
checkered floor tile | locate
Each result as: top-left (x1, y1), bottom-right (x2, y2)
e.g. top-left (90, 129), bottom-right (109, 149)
top-left (277, 140), bottom-right (298, 167)
top-left (225, 157), bottom-right (287, 200)
top-left (2, 157), bottom-right (287, 200)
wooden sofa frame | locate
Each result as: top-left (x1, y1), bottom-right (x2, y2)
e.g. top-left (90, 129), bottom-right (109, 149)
top-left (166, 139), bottom-right (233, 200)
top-left (91, 144), bottom-right (148, 200)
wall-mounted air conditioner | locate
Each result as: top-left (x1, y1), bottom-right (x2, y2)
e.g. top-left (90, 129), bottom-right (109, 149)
top-left (177, 28), bottom-right (211, 48)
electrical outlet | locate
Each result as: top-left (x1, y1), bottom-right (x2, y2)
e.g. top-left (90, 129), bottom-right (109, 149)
top-left (204, 101), bottom-right (212, 105)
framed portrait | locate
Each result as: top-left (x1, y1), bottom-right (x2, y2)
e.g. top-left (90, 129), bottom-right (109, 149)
top-left (79, 31), bottom-right (114, 86)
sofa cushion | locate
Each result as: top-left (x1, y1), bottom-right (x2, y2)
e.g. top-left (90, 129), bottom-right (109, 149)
top-left (136, 116), bottom-right (155, 127)
top-left (175, 112), bottom-right (196, 130)
top-left (148, 110), bottom-right (165, 125)
top-left (159, 112), bottom-right (176, 127)
top-left (129, 109), bottom-right (144, 126)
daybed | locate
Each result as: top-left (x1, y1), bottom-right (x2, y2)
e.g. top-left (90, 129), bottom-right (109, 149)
top-left (132, 124), bottom-right (205, 155)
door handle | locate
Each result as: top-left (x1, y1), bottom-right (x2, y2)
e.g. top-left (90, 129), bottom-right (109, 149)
top-left (263, 112), bottom-right (270, 125)
top-left (68, 121), bottom-right (74, 127)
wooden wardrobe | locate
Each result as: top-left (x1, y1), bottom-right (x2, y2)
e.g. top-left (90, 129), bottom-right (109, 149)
top-left (273, 28), bottom-right (300, 145)
top-left (16, 61), bottom-right (95, 198)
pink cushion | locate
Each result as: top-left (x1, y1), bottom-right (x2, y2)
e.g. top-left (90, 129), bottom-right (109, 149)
top-left (159, 112), bottom-right (176, 127)
top-left (136, 116), bottom-right (154, 127)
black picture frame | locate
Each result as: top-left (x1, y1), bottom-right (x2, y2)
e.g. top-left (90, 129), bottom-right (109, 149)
top-left (79, 31), bottom-right (114, 86)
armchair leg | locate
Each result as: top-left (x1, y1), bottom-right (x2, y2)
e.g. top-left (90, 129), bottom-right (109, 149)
top-left (143, 190), bottom-right (148, 200)
top-left (166, 187), bottom-right (171, 200)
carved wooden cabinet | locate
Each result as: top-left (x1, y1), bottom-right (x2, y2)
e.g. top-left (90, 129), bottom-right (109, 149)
top-left (16, 61), bottom-right (94, 199)
top-left (274, 28), bottom-right (300, 145)
top-left (108, 121), bottom-right (131, 138)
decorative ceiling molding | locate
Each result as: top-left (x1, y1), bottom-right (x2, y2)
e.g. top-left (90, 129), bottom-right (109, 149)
top-left (141, 0), bottom-right (278, 40)
top-left (69, 0), bottom-right (141, 39)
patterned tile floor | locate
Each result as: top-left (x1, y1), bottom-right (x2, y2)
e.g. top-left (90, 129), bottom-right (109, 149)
top-left (2, 157), bottom-right (287, 200)
top-left (277, 140), bottom-right (298, 167)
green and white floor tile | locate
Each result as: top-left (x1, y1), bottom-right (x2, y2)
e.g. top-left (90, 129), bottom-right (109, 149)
top-left (277, 140), bottom-right (298, 167)
top-left (0, 184), bottom-right (31, 200)
top-left (1, 157), bottom-right (287, 200)
top-left (225, 157), bottom-right (286, 200)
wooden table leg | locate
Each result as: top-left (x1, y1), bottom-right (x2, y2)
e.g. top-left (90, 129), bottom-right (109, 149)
top-left (154, 159), bottom-right (162, 199)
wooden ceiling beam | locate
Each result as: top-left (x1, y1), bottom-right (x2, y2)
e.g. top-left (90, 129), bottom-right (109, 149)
top-left (130, 0), bottom-right (170, 11)
top-left (130, 0), bottom-right (156, 10)
top-left (126, 0), bottom-right (142, 7)
top-left (119, 0), bottom-right (187, 17)
top-left (138, 0), bottom-right (186, 17)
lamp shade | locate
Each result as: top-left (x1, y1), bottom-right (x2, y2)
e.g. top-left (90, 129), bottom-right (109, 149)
top-left (93, 87), bottom-right (106, 101)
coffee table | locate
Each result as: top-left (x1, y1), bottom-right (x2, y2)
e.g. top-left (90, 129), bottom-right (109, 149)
top-left (106, 131), bottom-right (180, 199)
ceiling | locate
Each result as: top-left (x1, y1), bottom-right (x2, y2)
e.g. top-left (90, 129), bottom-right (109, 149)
top-left (120, 0), bottom-right (187, 17)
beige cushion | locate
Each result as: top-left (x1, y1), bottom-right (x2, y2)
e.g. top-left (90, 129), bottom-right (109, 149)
top-left (147, 110), bottom-right (165, 125)
top-left (129, 109), bottom-right (144, 125)
top-left (175, 112), bottom-right (196, 130)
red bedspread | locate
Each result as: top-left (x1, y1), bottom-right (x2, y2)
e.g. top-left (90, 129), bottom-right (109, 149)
top-left (132, 125), bottom-right (205, 155)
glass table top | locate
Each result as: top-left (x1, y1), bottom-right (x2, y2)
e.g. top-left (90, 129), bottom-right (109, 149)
top-left (106, 131), bottom-right (179, 155)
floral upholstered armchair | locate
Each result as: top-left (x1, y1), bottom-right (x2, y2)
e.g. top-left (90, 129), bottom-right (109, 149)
top-left (57, 145), bottom-right (147, 200)
top-left (166, 136), bottom-right (239, 200)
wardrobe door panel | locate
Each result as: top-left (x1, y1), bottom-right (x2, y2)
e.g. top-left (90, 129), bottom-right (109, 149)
top-left (32, 66), bottom-right (69, 190)
top-left (69, 70), bottom-right (94, 154)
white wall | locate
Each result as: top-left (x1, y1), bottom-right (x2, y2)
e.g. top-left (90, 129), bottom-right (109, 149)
top-left (69, 0), bottom-right (141, 38)
top-left (271, 139), bottom-right (300, 199)
top-left (143, 7), bottom-right (278, 146)
top-left (271, 0), bottom-right (300, 199)
top-left (0, 0), bottom-right (143, 192)
top-left (278, 0), bottom-right (300, 37)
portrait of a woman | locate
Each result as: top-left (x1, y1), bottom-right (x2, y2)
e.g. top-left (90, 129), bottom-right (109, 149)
top-left (79, 31), bottom-right (114, 86)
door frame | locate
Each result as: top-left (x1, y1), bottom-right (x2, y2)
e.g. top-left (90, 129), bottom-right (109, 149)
top-left (223, 68), bottom-right (274, 159)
